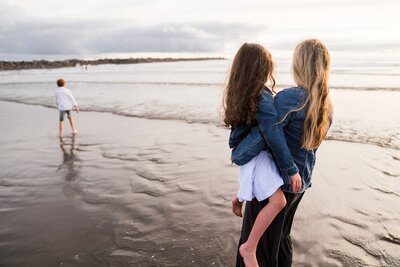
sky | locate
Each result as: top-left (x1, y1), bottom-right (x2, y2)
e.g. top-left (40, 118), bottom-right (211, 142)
top-left (1, 0), bottom-right (400, 59)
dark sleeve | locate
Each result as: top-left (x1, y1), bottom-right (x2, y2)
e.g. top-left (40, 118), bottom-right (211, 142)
top-left (231, 91), bottom-right (299, 177)
top-left (231, 125), bottom-right (267, 165)
top-left (255, 91), bottom-right (298, 176)
top-left (228, 126), bottom-right (252, 149)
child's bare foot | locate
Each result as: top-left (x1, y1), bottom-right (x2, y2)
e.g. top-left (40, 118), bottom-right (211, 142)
top-left (239, 243), bottom-right (258, 267)
top-left (232, 196), bottom-right (243, 217)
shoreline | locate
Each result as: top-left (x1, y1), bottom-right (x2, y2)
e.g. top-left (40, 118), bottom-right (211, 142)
top-left (0, 57), bottom-right (226, 71)
top-left (1, 99), bottom-right (398, 152)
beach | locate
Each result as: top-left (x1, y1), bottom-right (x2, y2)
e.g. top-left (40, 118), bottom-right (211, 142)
top-left (1, 100), bottom-right (399, 266)
top-left (3, 0), bottom-right (400, 265)
top-left (1, 57), bottom-right (400, 266)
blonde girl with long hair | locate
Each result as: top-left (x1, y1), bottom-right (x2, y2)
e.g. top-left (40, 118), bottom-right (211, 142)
top-left (232, 39), bottom-right (333, 267)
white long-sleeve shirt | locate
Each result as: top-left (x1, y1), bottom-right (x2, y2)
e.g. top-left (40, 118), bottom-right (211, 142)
top-left (55, 87), bottom-right (78, 111)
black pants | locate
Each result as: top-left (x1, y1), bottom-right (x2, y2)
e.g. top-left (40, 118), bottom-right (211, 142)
top-left (235, 191), bottom-right (304, 267)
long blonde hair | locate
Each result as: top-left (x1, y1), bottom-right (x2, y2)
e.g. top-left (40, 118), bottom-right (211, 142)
top-left (292, 39), bottom-right (333, 150)
top-left (223, 43), bottom-right (275, 128)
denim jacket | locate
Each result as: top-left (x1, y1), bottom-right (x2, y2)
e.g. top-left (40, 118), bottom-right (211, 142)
top-left (230, 87), bottom-right (315, 194)
top-left (229, 88), bottom-right (299, 179)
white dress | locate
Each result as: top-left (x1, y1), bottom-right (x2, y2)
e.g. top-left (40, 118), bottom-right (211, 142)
top-left (237, 150), bottom-right (283, 202)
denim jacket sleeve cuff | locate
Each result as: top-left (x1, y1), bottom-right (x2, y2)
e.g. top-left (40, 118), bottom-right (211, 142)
top-left (282, 164), bottom-right (299, 177)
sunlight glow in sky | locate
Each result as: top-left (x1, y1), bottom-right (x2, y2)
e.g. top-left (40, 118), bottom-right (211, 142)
top-left (1, 0), bottom-right (400, 59)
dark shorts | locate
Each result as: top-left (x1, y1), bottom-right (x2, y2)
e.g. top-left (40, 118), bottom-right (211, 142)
top-left (59, 110), bottom-right (71, 121)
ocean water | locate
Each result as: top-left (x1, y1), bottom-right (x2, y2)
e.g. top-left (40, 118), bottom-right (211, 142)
top-left (0, 55), bottom-right (399, 150)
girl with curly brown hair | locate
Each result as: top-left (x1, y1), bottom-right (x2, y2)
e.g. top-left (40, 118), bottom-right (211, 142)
top-left (224, 43), bottom-right (302, 267)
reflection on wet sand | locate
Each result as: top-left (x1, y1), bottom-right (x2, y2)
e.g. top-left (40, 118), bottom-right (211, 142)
top-left (58, 135), bottom-right (83, 199)
top-left (58, 135), bottom-right (77, 182)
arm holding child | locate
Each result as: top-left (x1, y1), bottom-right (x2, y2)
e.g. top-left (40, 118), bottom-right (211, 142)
top-left (231, 90), bottom-right (301, 192)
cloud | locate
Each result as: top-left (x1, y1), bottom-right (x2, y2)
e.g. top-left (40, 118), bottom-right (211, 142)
top-left (0, 12), bottom-right (265, 56)
top-left (0, 1), bottom-right (267, 56)
top-left (2, 0), bottom-right (400, 59)
top-left (88, 23), bottom-right (265, 53)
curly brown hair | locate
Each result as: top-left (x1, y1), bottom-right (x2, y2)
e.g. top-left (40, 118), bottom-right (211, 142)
top-left (223, 43), bottom-right (275, 128)
top-left (57, 79), bottom-right (65, 87)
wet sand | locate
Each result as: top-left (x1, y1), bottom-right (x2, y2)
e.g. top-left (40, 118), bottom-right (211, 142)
top-left (0, 101), bottom-right (399, 266)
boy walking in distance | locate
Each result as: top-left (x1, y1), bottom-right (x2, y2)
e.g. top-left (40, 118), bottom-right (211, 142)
top-left (55, 79), bottom-right (79, 138)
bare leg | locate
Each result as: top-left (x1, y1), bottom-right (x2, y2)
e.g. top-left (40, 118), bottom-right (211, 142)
top-left (59, 121), bottom-right (64, 138)
top-left (232, 196), bottom-right (243, 217)
top-left (239, 188), bottom-right (287, 267)
top-left (67, 116), bottom-right (77, 134)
